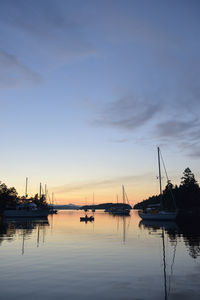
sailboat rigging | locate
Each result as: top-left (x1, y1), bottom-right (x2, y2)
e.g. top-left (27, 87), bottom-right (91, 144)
top-left (92, 193), bottom-right (95, 212)
top-left (139, 147), bottom-right (178, 221)
top-left (3, 179), bottom-right (49, 218)
top-left (25, 177), bottom-right (28, 198)
top-left (107, 185), bottom-right (131, 215)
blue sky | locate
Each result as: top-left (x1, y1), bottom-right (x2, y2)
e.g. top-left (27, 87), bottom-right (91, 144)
top-left (0, 0), bottom-right (200, 204)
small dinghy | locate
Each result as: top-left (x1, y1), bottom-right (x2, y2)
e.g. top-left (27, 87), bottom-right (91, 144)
top-left (80, 215), bottom-right (94, 222)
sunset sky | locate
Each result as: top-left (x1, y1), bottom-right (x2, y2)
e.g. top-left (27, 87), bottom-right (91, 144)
top-left (1, 0), bottom-right (200, 205)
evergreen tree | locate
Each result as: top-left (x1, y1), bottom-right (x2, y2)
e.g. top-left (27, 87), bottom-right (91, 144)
top-left (134, 168), bottom-right (200, 212)
top-left (181, 168), bottom-right (199, 188)
top-left (179, 168), bottom-right (200, 209)
top-left (0, 183), bottom-right (18, 211)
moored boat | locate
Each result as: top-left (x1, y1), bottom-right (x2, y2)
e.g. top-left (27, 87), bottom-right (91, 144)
top-left (80, 215), bottom-right (94, 222)
top-left (3, 203), bottom-right (49, 218)
top-left (138, 147), bottom-right (178, 221)
top-left (107, 185), bottom-right (131, 216)
top-left (138, 209), bottom-right (177, 220)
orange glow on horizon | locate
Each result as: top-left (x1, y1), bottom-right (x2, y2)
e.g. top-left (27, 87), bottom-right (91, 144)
top-left (52, 187), bottom-right (159, 206)
top-left (14, 174), bottom-right (163, 206)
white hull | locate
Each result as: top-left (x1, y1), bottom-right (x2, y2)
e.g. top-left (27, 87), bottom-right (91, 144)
top-left (3, 209), bottom-right (49, 218)
top-left (138, 211), bottom-right (178, 220)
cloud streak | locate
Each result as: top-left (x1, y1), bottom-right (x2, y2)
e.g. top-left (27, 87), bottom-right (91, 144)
top-left (93, 95), bottom-right (161, 131)
top-left (0, 1), bottom-right (96, 60)
top-left (0, 49), bottom-right (42, 89)
top-left (91, 92), bottom-right (200, 158)
top-left (52, 173), bottom-right (152, 195)
top-left (0, 0), bottom-right (96, 88)
top-left (156, 117), bottom-right (200, 157)
top-left (157, 119), bottom-right (200, 139)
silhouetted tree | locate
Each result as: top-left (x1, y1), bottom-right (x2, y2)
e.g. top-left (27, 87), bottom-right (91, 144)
top-left (162, 180), bottom-right (176, 211)
top-left (32, 194), bottom-right (48, 208)
top-left (134, 167), bottom-right (200, 213)
top-left (179, 168), bottom-right (200, 210)
top-left (181, 168), bottom-right (198, 188)
top-left (0, 183), bottom-right (18, 211)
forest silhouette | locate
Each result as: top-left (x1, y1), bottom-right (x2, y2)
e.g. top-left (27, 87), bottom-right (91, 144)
top-left (134, 168), bottom-right (200, 216)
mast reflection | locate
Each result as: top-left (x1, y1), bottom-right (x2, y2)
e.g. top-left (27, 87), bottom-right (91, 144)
top-left (139, 218), bottom-right (200, 298)
top-left (110, 214), bottom-right (131, 244)
top-left (139, 219), bottom-right (178, 300)
top-left (0, 217), bottom-right (49, 254)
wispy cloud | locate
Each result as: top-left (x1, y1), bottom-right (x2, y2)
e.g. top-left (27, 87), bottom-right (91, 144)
top-left (0, 1), bottom-right (96, 88)
top-left (93, 95), bottom-right (161, 131)
top-left (0, 49), bottom-right (42, 89)
top-left (156, 117), bottom-right (200, 157)
top-left (157, 119), bottom-right (200, 139)
top-left (52, 173), bottom-right (152, 195)
top-left (91, 91), bottom-right (200, 157)
top-left (188, 147), bottom-right (200, 158)
top-left (108, 138), bottom-right (130, 144)
top-left (0, 1), bottom-right (96, 61)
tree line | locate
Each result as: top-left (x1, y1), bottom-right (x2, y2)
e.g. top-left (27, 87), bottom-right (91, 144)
top-left (0, 182), bottom-right (48, 212)
top-left (134, 168), bottom-right (200, 213)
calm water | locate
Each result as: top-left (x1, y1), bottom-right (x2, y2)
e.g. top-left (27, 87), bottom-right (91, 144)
top-left (0, 210), bottom-right (200, 300)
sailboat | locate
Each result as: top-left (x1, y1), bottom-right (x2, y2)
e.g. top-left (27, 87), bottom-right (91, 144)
top-left (3, 180), bottom-right (49, 218)
top-left (108, 185), bottom-right (131, 215)
top-left (48, 192), bottom-right (57, 214)
top-left (138, 147), bottom-right (178, 221)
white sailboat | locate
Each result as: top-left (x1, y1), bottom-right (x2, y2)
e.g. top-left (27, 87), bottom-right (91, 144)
top-left (138, 147), bottom-right (178, 221)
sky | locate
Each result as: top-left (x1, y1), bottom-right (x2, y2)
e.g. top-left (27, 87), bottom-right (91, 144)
top-left (0, 0), bottom-right (200, 205)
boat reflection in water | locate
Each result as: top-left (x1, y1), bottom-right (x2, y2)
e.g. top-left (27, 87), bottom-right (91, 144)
top-left (139, 219), bottom-right (178, 300)
top-left (0, 211), bottom-right (200, 299)
top-left (140, 217), bottom-right (200, 259)
top-left (139, 219), bottom-right (179, 231)
top-left (80, 214), bottom-right (94, 223)
top-left (138, 147), bottom-right (178, 221)
top-left (139, 217), bottom-right (200, 299)
top-left (1, 217), bottom-right (49, 255)
top-left (110, 213), bottom-right (131, 244)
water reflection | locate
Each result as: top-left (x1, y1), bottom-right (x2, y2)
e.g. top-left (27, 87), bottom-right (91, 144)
top-left (175, 220), bottom-right (200, 259)
top-left (139, 220), bottom-right (178, 300)
top-left (0, 211), bottom-right (199, 300)
top-left (139, 218), bottom-right (200, 259)
top-left (109, 214), bottom-right (131, 244)
top-left (139, 218), bottom-right (200, 299)
top-left (0, 217), bottom-right (49, 254)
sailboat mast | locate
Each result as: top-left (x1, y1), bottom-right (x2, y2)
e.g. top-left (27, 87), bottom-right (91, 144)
top-left (25, 177), bottom-right (28, 198)
top-left (158, 147), bottom-right (163, 210)
top-left (39, 183), bottom-right (42, 199)
top-left (45, 184), bottom-right (47, 200)
top-left (122, 185), bottom-right (125, 205)
top-left (52, 192), bottom-right (54, 205)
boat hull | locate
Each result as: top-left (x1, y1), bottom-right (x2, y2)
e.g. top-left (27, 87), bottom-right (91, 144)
top-left (80, 216), bottom-right (94, 222)
top-left (138, 211), bottom-right (178, 220)
top-left (3, 209), bottom-right (49, 218)
top-left (109, 211), bottom-right (130, 216)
